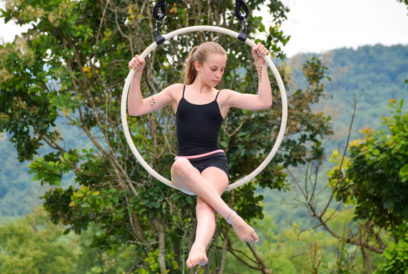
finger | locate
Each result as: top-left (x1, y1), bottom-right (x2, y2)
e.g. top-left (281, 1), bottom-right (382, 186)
top-left (252, 44), bottom-right (260, 52)
top-left (257, 49), bottom-right (265, 57)
top-left (130, 63), bottom-right (140, 71)
top-left (136, 56), bottom-right (145, 64)
top-left (259, 48), bottom-right (268, 56)
top-left (256, 47), bottom-right (266, 55)
top-left (130, 58), bottom-right (137, 67)
top-left (130, 55), bottom-right (141, 66)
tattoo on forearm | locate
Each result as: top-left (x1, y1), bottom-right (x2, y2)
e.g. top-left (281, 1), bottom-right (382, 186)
top-left (150, 96), bottom-right (156, 107)
top-left (257, 66), bottom-right (263, 82)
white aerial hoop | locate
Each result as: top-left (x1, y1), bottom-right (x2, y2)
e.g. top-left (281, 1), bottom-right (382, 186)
top-left (121, 25), bottom-right (288, 196)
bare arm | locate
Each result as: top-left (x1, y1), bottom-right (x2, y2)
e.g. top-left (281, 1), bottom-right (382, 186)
top-left (226, 43), bottom-right (272, 110)
top-left (127, 55), bottom-right (175, 116)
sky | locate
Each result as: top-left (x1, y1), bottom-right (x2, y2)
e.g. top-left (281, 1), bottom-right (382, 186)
top-left (1, 0), bottom-right (408, 57)
top-left (278, 0), bottom-right (408, 56)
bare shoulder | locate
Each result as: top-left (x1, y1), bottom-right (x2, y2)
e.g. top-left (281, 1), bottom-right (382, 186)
top-left (218, 88), bottom-right (236, 98)
top-left (218, 88), bottom-right (239, 104)
top-left (162, 83), bottom-right (184, 110)
top-left (163, 83), bottom-right (184, 96)
top-left (166, 83), bottom-right (184, 91)
top-left (156, 83), bottom-right (183, 100)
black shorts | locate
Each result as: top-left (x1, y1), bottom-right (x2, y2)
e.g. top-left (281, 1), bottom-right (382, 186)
top-left (188, 152), bottom-right (229, 177)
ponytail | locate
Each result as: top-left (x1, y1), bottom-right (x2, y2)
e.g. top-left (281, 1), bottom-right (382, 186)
top-left (184, 46), bottom-right (199, 85)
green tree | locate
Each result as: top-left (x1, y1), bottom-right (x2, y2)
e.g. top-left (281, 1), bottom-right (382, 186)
top-left (398, 0), bottom-right (408, 10)
top-left (312, 100), bottom-right (407, 272)
top-left (285, 96), bottom-right (394, 273)
top-left (0, 207), bottom-right (144, 273)
top-left (0, 0), bottom-right (332, 271)
top-left (0, 207), bottom-right (77, 273)
top-left (376, 234), bottom-right (408, 274)
top-left (332, 100), bottom-right (408, 238)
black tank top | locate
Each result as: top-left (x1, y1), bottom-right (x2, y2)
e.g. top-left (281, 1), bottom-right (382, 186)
top-left (176, 85), bottom-right (223, 156)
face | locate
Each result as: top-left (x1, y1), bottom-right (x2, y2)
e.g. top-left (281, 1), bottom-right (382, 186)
top-left (195, 53), bottom-right (227, 87)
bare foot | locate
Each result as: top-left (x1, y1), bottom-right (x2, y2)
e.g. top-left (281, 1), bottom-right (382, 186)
top-left (186, 243), bottom-right (208, 268)
top-left (227, 212), bottom-right (259, 243)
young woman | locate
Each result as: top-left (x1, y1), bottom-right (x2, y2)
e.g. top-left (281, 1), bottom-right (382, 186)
top-left (128, 41), bottom-right (271, 268)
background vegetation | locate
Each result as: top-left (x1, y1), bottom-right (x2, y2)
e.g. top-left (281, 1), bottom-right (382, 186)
top-left (0, 0), bottom-right (407, 272)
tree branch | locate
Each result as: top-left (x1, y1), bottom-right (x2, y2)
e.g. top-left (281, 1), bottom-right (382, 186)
top-left (246, 243), bottom-right (272, 273)
top-left (152, 218), bottom-right (167, 274)
top-left (320, 97), bottom-right (357, 217)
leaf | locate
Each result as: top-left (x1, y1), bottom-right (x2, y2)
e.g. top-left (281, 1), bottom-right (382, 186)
top-left (399, 163), bottom-right (408, 183)
top-left (383, 199), bottom-right (393, 209)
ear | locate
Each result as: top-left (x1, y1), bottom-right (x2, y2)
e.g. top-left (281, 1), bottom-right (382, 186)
top-left (193, 61), bottom-right (201, 72)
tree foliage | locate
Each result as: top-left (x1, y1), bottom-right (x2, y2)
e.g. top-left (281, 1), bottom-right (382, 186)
top-left (0, 0), bottom-right (332, 271)
top-left (330, 100), bottom-right (408, 238)
top-left (0, 207), bottom-right (143, 273)
top-left (398, 0), bottom-right (408, 13)
top-left (0, 207), bottom-right (77, 273)
top-left (376, 235), bottom-right (408, 274)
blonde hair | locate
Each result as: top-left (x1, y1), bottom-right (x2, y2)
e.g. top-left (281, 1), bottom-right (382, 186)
top-left (183, 42), bottom-right (227, 85)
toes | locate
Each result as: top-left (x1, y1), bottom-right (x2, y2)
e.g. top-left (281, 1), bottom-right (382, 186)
top-left (251, 232), bottom-right (258, 243)
top-left (241, 230), bottom-right (259, 243)
top-left (186, 257), bottom-right (199, 268)
top-left (187, 258), bottom-right (195, 268)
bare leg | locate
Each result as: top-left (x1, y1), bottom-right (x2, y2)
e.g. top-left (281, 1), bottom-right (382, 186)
top-left (186, 167), bottom-right (227, 268)
top-left (185, 198), bottom-right (213, 267)
top-left (171, 158), bottom-right (232, 218)
top-left (171, 158), bottom-right (258, 268)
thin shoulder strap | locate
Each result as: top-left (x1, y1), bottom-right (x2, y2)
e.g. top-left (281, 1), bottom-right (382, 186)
top-left (182, 85), bottom-right (186, 98)
top-left (215, 90), bottom-right (222, 101)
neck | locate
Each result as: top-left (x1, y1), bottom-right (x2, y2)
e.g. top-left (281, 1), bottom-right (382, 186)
top-left (190, 77), bottom-right (214, 94)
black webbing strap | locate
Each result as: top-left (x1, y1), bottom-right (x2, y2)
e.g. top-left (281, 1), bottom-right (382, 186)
top-left (152, 0), bottom-right (166, 45)
top-left (235, 0), bottom-right (249, 41)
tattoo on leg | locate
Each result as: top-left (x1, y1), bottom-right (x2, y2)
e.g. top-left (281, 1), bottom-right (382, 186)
top-left (150, 96), bottom-right (156, 107)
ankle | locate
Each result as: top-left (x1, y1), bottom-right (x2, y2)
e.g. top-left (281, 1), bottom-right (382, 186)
top-left (192, 242), bottom-right (205, 248)
top-left (225, 210), bottom-right (238, 225)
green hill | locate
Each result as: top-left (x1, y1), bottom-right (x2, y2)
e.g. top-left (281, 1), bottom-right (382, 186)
top-left (287, 44), bottom-right (407, 142)
top-left (0, 121), bottom-right (86, 216)
top-left (0, 133), bottom-right (40, 216)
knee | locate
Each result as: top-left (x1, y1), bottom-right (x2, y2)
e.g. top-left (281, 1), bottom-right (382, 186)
top-left (218, 179), bottom-right (229, 192)
top-left (196, 197), bottom-right (213, 213)
top-left (171, 157), bottom-right (192, 177)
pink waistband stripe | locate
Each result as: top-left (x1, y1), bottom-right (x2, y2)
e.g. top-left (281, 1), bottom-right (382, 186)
top-left (175, 149), bottom-right (224, 160)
